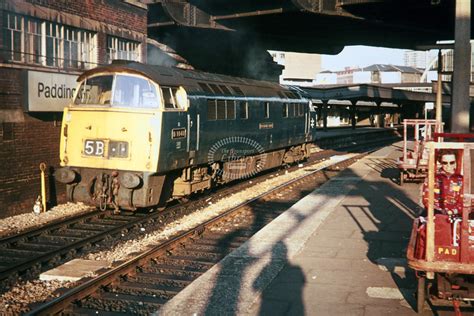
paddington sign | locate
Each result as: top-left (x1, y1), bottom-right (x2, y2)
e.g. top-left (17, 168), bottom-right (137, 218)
top-left (23, 70), bottom-right (78, 112)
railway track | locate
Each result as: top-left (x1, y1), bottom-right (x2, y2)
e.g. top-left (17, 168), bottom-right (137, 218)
top-left (1, 133), bottom-right (399, 311)
top-left (1, 135), bottom-right (398, 287)
top-left (27, 150), bottom-right (364, 315)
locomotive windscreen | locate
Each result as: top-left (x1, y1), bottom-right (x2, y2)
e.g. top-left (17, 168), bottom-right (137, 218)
top-left (74, 74), bottom-right (160, 108)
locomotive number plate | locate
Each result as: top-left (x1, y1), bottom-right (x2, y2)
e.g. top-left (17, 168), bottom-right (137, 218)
top-left (172, 128), bottom-right (186, 139)
top-left (84, 139), bottom-right (105, 157)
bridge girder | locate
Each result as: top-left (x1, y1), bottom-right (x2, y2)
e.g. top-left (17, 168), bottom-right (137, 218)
top-left (145, 0), bottom-right (463, 79)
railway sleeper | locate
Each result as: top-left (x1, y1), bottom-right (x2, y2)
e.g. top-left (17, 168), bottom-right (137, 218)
top-left (92, 218), bottom-right (130, 225)
top-left (54, 229), bottom-right (97, 238)
top-left (151, 258), bottom-right (214, 271)
top-left (74, 222), bottom-right (117, 230)
top-left (175, 243), bottom-right (232, 253)
top-left (37, 235), bottom-right (81, 244)
top-left (13, 241), bottom-right (61, 252)
top-left (113, 281), bottom-right (180, 298)
top-left (168, 254), bottom-right (221, 264)
top-left (1, 248), bottom-right (43, 258)
top-left (0, 264), bottom-right (11, 271)
top-left (136, 270), bottom-right (198, 283)
top-left (80, 292), bottom-right (165, 313)
top-left (0, 256), bottom-right (22, 266)
top-left (167, 250), bottom-right (226, 262)
top-left (69, 307), bottom-right (133, 316)
top-left (132, 272), bottom-right (193, 287)
top-left (191, 237), bottom-right (243, 248)
top-left (202, 227), bottom-right (253, 237)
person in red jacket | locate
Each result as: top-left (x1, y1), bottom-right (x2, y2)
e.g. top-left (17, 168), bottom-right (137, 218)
top-left (421, 149), bottom-right (463, 216)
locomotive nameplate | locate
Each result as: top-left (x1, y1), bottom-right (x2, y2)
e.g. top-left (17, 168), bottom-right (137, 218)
top-left (84, 139), bottom-right (105, 157)
top-left (172, 128), bottom-right (187, 139)
top-left (259, 122), bottom-right (273, 129)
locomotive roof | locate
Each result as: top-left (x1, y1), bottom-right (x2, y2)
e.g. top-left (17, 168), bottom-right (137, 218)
top-left (78, 61), bottom-right (304, 99)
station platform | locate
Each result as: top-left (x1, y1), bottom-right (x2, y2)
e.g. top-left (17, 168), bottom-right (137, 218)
top-left (158, 142), bottom-right (425, 315)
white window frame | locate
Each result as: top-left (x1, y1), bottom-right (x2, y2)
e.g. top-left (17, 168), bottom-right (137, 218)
top-left (106, 35), bottom-right (141, 64)
top-left (3, 12), bottom-right (98, 70)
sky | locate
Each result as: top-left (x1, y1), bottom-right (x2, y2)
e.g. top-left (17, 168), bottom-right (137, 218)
top-left (320, 45), bottom-right (407, 71)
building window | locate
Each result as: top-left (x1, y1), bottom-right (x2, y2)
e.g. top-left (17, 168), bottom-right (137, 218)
top-left (25, 18), bottom-right (41, 64)
top-left (45, 21), bottom-right (60, 67)
top-left (4, 13), bottom-right (24, 62)
top-left (2, 12), bottom-right (97, 69)
top-left (107, 36), bottom-right (140, 63)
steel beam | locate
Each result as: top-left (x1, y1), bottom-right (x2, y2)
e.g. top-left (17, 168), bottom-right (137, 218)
top-left (451, 0), bottom-right (471, 133)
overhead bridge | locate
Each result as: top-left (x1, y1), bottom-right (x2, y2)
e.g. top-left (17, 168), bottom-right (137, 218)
top-left (145, 0), bottom-right (462, 79)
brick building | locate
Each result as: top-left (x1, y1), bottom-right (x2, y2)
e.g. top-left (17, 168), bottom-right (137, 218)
top-left (0, 0), bottom-right (147, 218)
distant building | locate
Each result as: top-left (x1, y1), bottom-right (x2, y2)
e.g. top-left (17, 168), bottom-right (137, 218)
top-left (404, 50), bottom-right (431, 69)
top-left (336, 67), bottom-right (361, 84)
top-left (269, 51), bottom-right (321, 86)
top-left (353, 64), bottom-right (422, 84)
top-left (314, 70), bottom-right (337, 85)
top-left (315, 64), bottom-right (422, 85)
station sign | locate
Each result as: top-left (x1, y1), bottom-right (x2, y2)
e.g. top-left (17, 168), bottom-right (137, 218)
top-left (23, 70), bottom-right (78, 112)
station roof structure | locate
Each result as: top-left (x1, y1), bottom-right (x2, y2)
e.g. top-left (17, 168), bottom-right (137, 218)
top-left (303, 84), bottom-right (451, 105)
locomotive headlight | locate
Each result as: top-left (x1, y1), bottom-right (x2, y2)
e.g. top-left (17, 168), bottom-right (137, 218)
top-left (175, 86), bottom-right (189, 110)
top-left (119, 172), bottom-right (142, 189)
top-left (54, 167), bottom-right (77, 184)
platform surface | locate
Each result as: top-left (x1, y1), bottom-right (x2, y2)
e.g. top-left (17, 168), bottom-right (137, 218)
top-left (157, 141), bottom-right (431, 315)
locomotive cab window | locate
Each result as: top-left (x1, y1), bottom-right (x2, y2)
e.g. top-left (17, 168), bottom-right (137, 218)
top-left (75, 75), bottom-right (113, 106)
top-left (113, 75), bottom-right (159, 108)
top-left (161, 87), bottom-right (178, 109)
top-left (160, 86), bottom-right (188, 110)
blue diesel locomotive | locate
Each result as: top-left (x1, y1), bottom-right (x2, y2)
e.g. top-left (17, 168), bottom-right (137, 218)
top-left (55, 62), bottom-right (317, 210)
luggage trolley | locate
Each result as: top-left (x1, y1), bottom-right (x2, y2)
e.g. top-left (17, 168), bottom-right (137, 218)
top-left (397, 119), bottom-right (443, 185)
top-left (407, 141), bottom-right (474, 314)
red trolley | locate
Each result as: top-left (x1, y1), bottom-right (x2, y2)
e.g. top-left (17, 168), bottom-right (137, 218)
top-left (397, 119), bottom-right (443, 185)
top-left (407, 141), bottom-right (474, 314)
